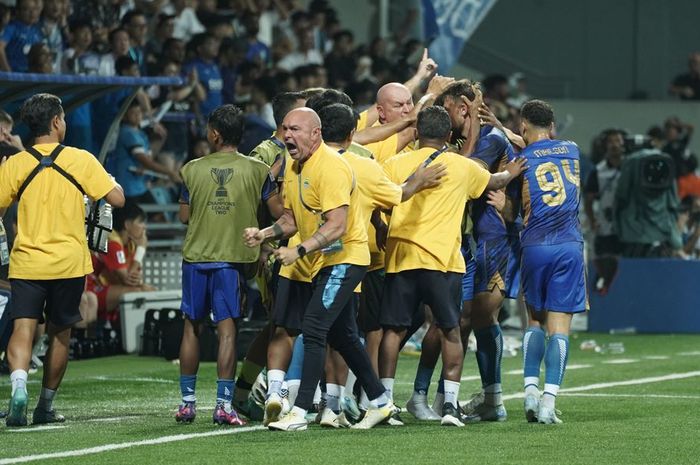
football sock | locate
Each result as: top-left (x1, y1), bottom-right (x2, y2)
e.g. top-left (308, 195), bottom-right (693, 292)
top-left (523, 326), bottom-right (546, 392)
top-left (543, 333), bottom-right (569, 408)
top-left (180, 374), bottom-right (197, 403)
top-left (216, 379), bottom-right (234, 410)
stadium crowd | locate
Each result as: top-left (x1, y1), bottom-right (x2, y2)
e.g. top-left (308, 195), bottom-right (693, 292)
top-left (0, 0), bottom-right (698, 431)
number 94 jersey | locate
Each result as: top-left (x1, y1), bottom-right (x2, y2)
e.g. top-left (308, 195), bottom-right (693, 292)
top-left (520, 139), bottom-right (583, 247)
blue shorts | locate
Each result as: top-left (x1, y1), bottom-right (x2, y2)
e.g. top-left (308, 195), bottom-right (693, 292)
top-left (521, 242), bottom-right (587, 313)
top-left (461, 245), bottom-right (475, 302)
top-left (474, 235), bottom-right (521, 299)
top-left (181, 262), bottom-right (243, 322)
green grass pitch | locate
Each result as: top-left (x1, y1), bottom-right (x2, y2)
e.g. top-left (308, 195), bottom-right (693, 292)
top-left (2, 333), bottom-right (699, 465)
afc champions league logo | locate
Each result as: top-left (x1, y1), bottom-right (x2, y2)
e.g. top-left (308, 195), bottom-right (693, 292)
top-left (211, 168), bottom-right (234, 197)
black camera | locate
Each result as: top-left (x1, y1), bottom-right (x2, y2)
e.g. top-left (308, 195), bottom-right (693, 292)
top-left (624, 134), bottom-right (652, 154)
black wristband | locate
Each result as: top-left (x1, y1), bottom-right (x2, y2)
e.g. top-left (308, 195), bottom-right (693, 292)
top-left (297, 245), bottom-right (307, 258)
top-left (272, 223), bottom-right (284, 239)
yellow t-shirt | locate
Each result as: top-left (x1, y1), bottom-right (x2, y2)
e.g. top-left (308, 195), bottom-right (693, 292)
top-left (0, 143), bottom-right (117, 279)
top-left (357, 110), bottom-right (369, 131)
top-left (283, 143), bottom-right (369, 270)
top-left (382, 147), bottom-right (491, 273)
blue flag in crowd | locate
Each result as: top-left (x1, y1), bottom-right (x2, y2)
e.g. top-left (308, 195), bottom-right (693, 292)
top-left (424, 0), bottom-right (498, 71)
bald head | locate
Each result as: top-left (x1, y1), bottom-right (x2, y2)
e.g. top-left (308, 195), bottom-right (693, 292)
top-left (376, 82), bottom-right (413, 124)
top-left (282, 107), bottom-right (323, 161)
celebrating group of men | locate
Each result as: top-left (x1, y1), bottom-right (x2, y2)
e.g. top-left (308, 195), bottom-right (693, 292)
top-left (172, 51), bottom-right (586, 432)
top-left (2, 52), bottom-right (585, 431)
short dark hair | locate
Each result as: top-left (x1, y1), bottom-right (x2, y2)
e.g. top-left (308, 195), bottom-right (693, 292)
top-left (253, 76), bottom-right (278, 102)
top-left (318, 103), bottom-right (356, 143)
top-left (208, 105), bottom-right (245, 146)
top-left (115, 55), bottom-right (137, 75)
top-left (113, 200), bottom-right (145, 231)
top-left (417, 106), bottom-right (451, 141)
top-left (333, 29), bottom-right (354, 43)
top-left (272, 92), bottom-right (304, 126)
top-left (20, 93), bottom-right (63, 138)
top-left (435, 80), bottom-right (477, 107)
top-left (306, 89), bottom-right (353, 113)
top-left (121, 9), bottom-right (146, 27)
top-left (520, 99), bottom-right (554, 128)
top-left (108, 27), bottom-right (128, 45)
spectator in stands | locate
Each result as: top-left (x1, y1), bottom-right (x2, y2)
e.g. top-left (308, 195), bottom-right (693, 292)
top-left (0, 109), bottom-right (24, 154)
top-left (669, 51), bottom-right (700, 101)
top-left (218, 37), bottom-right (248, 105)
top-left (275, 70), bottom-right (298, 92)
top-left (183, 33), bottom-right (222, 119)
top-left (62, 20), bottom-right (99, 75)
top-left (677, 156), bottom-right (700, 200)
top-left (251, 75), bottom-right (278, 129)
top-left (241, 11), bottom-right (270, 66)
top-left (324, 30), bottom-right (356, 90)
top-left (677, 196), bottom-right (700, 259)
top-left (647, 125), bottom-right (665, 150)
top-left (144, 13), bottom-right (175, 73)
top-left (0, 4), bottom-right (11, 34)
top-left (161, 37), bottom-right (186, 65)
top-left (276, 28), bottom-right (323, 72)
top-left (40, 0), bottom-right (67, 74)
top-left (98, 27), bottom-right (131, 76)
top-left (0, 0), bottom-right (44, 72)
top-left (85, 201), bottom-right (155, 327)
top-left (184, 136), bottom-right (210, 165)
top-left (152, 60), bottom-right (205, 172)
top-left (162, 0), bottom-right (205, 42)
top-left (27, 43), bottom-right (53, 74)
top-left (2, 93), bottom-right (124, 428)
top-left (121, 10), bottom-right (148, 75)
top-left (663, 116), bottom-right (694, 172)
top-left (294, 64), bottom-right (327, 90)
top-left (110, 99), bottom-right (180, 205)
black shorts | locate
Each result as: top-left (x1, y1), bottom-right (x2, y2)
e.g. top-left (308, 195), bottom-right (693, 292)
top-left (380, 270), bottom-right (462, 329)
top-left (9, 277), bottom-right (85, 327)
top-left (358, 269), bottom-right (384, 332)
top-left (272, 277), bottom-right (313, 332)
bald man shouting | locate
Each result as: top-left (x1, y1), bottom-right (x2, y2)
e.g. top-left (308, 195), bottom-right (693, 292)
top-left (243, 108), bottom-right (394, 431)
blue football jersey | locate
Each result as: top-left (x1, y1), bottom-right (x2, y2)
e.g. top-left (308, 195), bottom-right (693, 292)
top-left (470, 126), bottom-right (522, 241)
top-left (520, 139), bottom-right (583, 247)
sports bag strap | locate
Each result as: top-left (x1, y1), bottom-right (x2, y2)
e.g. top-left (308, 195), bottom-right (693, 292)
top-left (17, 145), bottom-right (85, 200)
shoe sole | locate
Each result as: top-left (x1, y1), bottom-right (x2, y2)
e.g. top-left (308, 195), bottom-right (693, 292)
top-left (7, 392), bottom-right (28, 427)
top-left (264, 400), bottom-right (282, 426)
top-left (441, 415), bottom-right (465, 427)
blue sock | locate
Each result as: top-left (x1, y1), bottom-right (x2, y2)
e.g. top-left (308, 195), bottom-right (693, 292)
top-left (544, 333), bottom-right (570, 396)
top-left (413, 364), bottom-right (434, 395)
top-left (216, 379), bottom-right (234, 407)
top-left (474, 325), bottom-right (503, 387)
top-left (180, 375), bottom-right (197, 403)
top-left (286, 335), bottom-right (305, 381)
top-left (437, 375), bottom-right (445, 394)
top-left (522, 326), bottom-right (546, 386)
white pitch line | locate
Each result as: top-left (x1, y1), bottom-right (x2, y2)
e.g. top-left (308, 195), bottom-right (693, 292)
top-left (0, 425), bottom-right (266, 464)
top-left (6, 371), bottom-right (700, 464)
top-left (504, 364), bottom-right (592, 376)
top-left (602, 359), bottom-right (639, 364)
top-left (642, 355), bottom-right (670, 360)
top-left (7, 425), bottom-right (67, 433)
top-left (86, 416), bottom-right (140, 423)
top-left (677, 351), bottom-right (700, 356)
top-left (560, 393), bottom-right (700, 400)
top-left (498, 370), bottom-right (700, 402)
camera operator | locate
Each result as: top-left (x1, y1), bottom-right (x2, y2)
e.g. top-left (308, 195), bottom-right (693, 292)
top-left (614, 135), bottom-right (682, 258)
top-left (584, 129), bottom-right (625, 290)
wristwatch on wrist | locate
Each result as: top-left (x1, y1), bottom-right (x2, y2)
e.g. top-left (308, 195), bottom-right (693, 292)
top-left (297, 245), bottom-right (307, 258)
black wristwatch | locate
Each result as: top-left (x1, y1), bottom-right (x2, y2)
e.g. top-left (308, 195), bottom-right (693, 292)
top-left (297, 245), bottom-right (307, 258)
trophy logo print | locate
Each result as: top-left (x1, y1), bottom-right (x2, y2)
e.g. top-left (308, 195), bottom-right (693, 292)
top-left (211, 168), bottom-right (234, 197)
